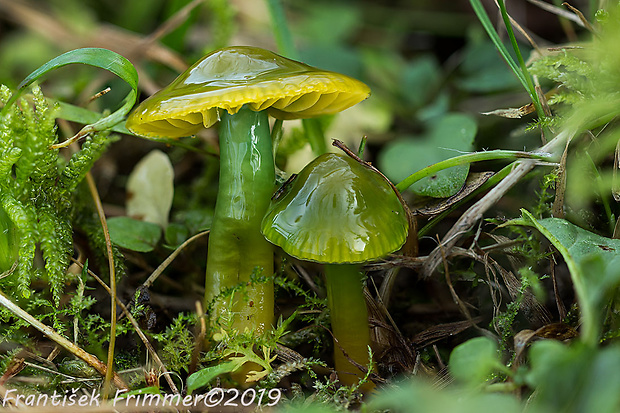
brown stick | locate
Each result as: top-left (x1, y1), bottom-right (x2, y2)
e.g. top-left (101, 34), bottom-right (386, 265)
top-left (421, 129), bottom-right (572, 278)
top-left (0, 289), bottom-right (128, 390)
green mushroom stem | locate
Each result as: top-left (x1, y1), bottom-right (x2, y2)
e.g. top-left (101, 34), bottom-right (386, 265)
top-left (205, 105), bottom-right (275, 333)
top-left (324, 264), bottom-right (373, 387)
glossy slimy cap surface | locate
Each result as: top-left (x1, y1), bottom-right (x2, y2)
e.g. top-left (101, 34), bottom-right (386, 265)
top-left (261, 153), bottom-right (408, 264)
top-left (126, 46), bottom-right (370, 138)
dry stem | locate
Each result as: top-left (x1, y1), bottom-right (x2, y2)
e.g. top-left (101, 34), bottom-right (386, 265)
top-left (421, 129), bottom-right (572, 278)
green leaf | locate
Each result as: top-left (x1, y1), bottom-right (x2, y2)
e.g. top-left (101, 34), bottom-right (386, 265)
top-left (2, 47), bottom-right (138, 137)
top-left (520, 210), bottom-right (620, 346)
top-left (467, 1), bottom-right (528, 93)
top-left (379, 113), bottom-right (477, 198)
top-left (296, 3), bottom-right (361, 46)
top-left (107, 216), bottom-right (161, 252)
top-left (174, 209), bottom-right (214, 233)
top-left (164, 223), bottom-right (190, 248)
top-left (526, 341), bottom-right (620, 413)
top-left (458, 34), bottom-right (522, 93)
top-left (401, 55), bottom-right (442, 108)
top-left (368, 376), bottom-right (522, 413)
top-left (449, 336), bottom-right (504, 386)
top-left (186, 360), bottom-right (242, 395)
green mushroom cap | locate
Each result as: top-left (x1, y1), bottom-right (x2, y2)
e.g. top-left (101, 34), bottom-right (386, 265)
top-left (126, 46), bottom-right (370, 139)
top-left (261, 153), bottom-right (409, 264)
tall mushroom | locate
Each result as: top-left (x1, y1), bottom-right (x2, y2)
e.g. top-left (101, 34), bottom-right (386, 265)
top-left (126, 47), bottom-right (370, 334)
top-left (261, 152), bottom-right (409, 388)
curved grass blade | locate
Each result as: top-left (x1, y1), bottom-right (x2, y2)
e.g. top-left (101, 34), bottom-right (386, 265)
top-left (469, 0), bottom-right (542, 118)
top-left (1, 48), bottom-right (138, 146)
top-left (496, 0), bottom-right (543, 118)
top-left (394, 149), bottom-right (553, 192)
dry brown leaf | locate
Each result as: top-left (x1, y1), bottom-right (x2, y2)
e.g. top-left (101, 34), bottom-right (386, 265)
top-left (482, 104), bottom-right (535, 119)
top-left (412, 171), bottom-right (495, 216)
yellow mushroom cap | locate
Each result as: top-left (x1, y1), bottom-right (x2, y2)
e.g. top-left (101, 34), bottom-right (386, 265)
top-left (126, 46), bottom-right (371, 138)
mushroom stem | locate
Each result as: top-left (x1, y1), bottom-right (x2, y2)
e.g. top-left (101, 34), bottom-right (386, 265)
top-left (324, 264), bottom-right (374, 389)
top-left (205, 105), bottom-right (275, 334)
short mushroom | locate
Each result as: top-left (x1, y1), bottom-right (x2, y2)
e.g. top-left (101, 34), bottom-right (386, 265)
top-left (261, 152), bottom-right (409, 388)
top-left (126, 46), bottom-right (370, 334)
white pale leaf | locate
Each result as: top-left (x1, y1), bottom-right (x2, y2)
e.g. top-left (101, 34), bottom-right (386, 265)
top-left (126, 149), bottom-right (174, 228)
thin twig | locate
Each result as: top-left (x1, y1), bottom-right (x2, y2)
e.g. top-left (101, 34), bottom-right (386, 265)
top-left (439, 237), bottom-right (474, 321)
top-left (70, 258), bottom-right (180, 394)
top-left (0, 259), bottom-right (18, 280)
top-left (22, 360), bottom-right (98, 383)
top-left (552, 138), bottom-right (571, 218)
top-left (562, 2), bottom-right (596, 33)
top-left (433, 345), bottom-right (445, 370)
top-left (87, 87), bottom-right (111, 104)
top-left (550, 252), bottom-right (567, 321)
top-left (85, 172), bottom-right (117, 398)
top-left (294, 263), bottom-right (320, 295)
top-left (123, 230), bottom-right (209, 314)
top-left (0, 289), bottom-right (128, 390)
top-left (422, 129), bottom-right (573, 278)
top-left (140, 231), bottom-right (209, 291)
top-left (190, 301), bottom-right (206, 375)
top-left (139, 0), bottom-right (204, 50)
top-left (493, 0), bottom-right (543, 55)
top-left (526, 0), bottom-right (585, 27)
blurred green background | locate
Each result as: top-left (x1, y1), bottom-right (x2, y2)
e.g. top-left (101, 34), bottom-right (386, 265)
top-left (0, 0), bottom-right (573, 145)
top-left (0, 0), bottom-right (587, 199)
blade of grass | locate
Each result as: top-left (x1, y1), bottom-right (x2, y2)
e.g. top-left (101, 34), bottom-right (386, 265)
top-left (302, 118), bottom-right (328, 155)
top-left (54, 100), bottom-right (132, 134)
top-left (496, 0), bottom-right (544, 118)
top-left (469, 0), bottom-right (528, 89)
top-left (395, 149), bottom-right (554, 192)
top-left (469, 0), bottom-right (543, 118)
top-left (527, 0), bottom-right (585, 27)
top-left (1, 48), bottom-right (138, 147)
